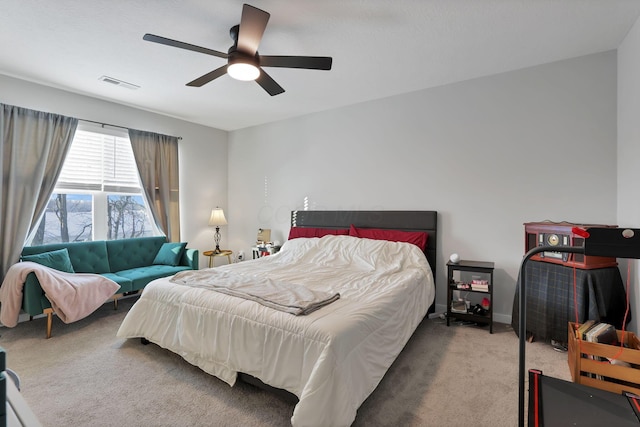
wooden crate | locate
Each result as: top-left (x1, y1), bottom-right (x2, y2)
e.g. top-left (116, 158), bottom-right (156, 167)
top-left (568, 322), bottom-right (640, 395)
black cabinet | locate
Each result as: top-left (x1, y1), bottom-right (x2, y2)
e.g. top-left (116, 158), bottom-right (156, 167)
top-left (446, 260), bottom-right (495, 333)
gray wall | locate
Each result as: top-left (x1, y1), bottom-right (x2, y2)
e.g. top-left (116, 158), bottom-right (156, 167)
top-left (228, 51), bottom-right (619, 323)
top-left (618, 17), bottom-right (640, 333)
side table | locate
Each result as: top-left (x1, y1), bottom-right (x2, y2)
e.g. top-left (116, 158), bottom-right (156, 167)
top-left (252, 245), bottom-right (281, 259)
top-left (203, 250), bottom-right (233, 268)
top-left (447, 260), bottom-right (495, 333)
top-left (510, 260), bottom-right (628, 344)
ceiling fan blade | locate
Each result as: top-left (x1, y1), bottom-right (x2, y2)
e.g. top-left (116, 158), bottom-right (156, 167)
top-left (260, 55), bottom-right (333, 70)
top-left (186, 65), bottom-right (229, 87)
top-left (237, 4), bottom-right (270, 55)
top-left (256, 69), bottom-right (284, 96)
top-left (143, 34), bottom-right (228, 59)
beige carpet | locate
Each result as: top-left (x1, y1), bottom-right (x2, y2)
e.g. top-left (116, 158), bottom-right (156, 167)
top-left (0, 297), bottom-right (570, 426)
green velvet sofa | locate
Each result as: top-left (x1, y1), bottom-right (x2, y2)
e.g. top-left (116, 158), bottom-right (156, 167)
top-left (20, 236), bottom-right (198, 338)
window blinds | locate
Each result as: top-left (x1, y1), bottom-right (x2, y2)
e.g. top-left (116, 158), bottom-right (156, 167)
top-left (56, 125), bottom-right (141, 193)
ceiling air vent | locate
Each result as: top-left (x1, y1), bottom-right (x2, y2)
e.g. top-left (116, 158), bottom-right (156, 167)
top-left (98, 75), bottom-right (140, 90)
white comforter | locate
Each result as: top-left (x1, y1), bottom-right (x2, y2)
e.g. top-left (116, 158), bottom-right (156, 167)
top-left (117, 235), bottom-right (435, 426)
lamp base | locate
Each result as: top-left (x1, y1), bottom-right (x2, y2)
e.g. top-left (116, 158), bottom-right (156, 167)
top-left (214, 227), bottom-right (222, 253)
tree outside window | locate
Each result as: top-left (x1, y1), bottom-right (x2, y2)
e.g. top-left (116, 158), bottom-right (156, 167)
top-left (107, 195), bottom-right (151, 240)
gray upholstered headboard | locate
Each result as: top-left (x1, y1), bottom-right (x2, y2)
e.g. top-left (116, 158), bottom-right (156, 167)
top-left (290, 210), bottom-right (438, 285)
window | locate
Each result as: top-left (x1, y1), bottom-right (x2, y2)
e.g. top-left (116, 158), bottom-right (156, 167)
top-left (27, 122), bottom-right (161, 245)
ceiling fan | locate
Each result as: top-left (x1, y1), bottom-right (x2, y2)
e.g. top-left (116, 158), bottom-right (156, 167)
top-left (143, 3), bottom-right (333, 96)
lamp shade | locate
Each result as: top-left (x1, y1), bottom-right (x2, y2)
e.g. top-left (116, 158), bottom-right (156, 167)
top-left (208, 208), bottom-right (228, 226)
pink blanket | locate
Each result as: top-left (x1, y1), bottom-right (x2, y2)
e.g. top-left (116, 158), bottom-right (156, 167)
top-left (0, 261), bottom-right (120, 327)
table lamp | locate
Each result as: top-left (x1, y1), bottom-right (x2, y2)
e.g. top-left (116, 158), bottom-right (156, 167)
top-left (208, 207), bottom-right (228, 253)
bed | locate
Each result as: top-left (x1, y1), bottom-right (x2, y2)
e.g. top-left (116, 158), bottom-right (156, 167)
top-left (117, 210), bottom-right (437, 426)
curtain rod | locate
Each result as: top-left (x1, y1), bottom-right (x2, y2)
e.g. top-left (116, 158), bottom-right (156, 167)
top-left (79, 118), bottom-right (183, 140)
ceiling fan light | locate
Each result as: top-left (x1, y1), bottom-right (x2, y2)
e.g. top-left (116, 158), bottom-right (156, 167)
top-left (228, 62), bottom-right (260, 81)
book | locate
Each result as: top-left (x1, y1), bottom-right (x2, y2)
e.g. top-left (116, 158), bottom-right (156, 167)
top-left (471, 278), bottom-right (489, 292)
top-left (576, 320), bottom-right (596, 339)
top-left (584, 322), bottom-right (607, 379)
top-left (580, 321), bottom-right (601, 340)
top-left (585, 322), bottom-right (608, 343)
top-left (593, 323), bottom-right (618, 346)
top-left (583, 322), bottom-right (618, 380)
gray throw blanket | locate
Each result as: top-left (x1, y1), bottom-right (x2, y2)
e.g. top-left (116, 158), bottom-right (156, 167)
top-left (170, 269), bottom-right (340, 315)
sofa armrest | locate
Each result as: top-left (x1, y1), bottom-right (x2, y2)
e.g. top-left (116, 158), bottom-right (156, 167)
top-left (21, 272), bottom-right (51, 316)
top-left (181, 248), bottom-right (199, 270)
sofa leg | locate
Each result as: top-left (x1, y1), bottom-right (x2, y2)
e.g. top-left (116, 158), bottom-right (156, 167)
top-left (113, 293), bottom-right (122, 310)
top-left (44, 308), bottom-right (53, 339)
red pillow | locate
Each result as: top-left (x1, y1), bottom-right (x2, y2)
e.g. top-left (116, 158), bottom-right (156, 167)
top-left (349, 225), bottom-right (428, 251)
top-left (288, 227), bottom-right (349, 240)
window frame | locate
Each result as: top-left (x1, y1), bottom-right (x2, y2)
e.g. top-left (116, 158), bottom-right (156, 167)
top-left (26, 122), bottom-right (162, 245)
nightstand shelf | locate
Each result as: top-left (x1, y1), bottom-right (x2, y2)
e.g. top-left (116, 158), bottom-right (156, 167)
top-left (252, 245), bottom-right (281, 259)
top-left (446, 260), bottom-right (495, 333)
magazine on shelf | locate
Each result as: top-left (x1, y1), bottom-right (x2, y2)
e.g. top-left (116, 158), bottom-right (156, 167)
top-left (451, 300), bottom-right (467, 314)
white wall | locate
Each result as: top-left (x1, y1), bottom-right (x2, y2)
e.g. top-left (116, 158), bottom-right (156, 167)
top-left (228, 52), bottom-right (618, 323)
top-left (618, 17), bottom-right (640, 333)
top-left (0, 74), bottom-right (228, 269)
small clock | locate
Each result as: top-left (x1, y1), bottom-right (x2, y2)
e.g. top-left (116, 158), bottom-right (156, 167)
top-left (547, 234), bottom-right (560, 246)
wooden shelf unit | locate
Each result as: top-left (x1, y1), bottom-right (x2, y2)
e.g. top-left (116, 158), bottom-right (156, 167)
top-left (446, 260), bottom-right (495, 333)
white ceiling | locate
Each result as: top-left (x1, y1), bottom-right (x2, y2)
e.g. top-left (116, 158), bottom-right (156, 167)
top-left (2, 1), bottom-right (639, 131)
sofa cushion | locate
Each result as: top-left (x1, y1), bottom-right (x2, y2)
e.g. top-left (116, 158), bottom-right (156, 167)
top-left (99, 273), bottom-right (133, 294)
top-left (22, 241), bottom-right (110, 273)
top-left (153, 242), bottom-right (187, 266)
top-left (115, 265), bottom-right (191, 290)
top-left (106, 237), bottom-right (167, 272)
top-left (22, 248), bottom-right (75, 273)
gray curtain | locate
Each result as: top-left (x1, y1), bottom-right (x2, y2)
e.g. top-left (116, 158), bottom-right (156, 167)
top-left (128, 129), bottom-right (180, 242)
top-left (0, 104), bottom-right (78, 279)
